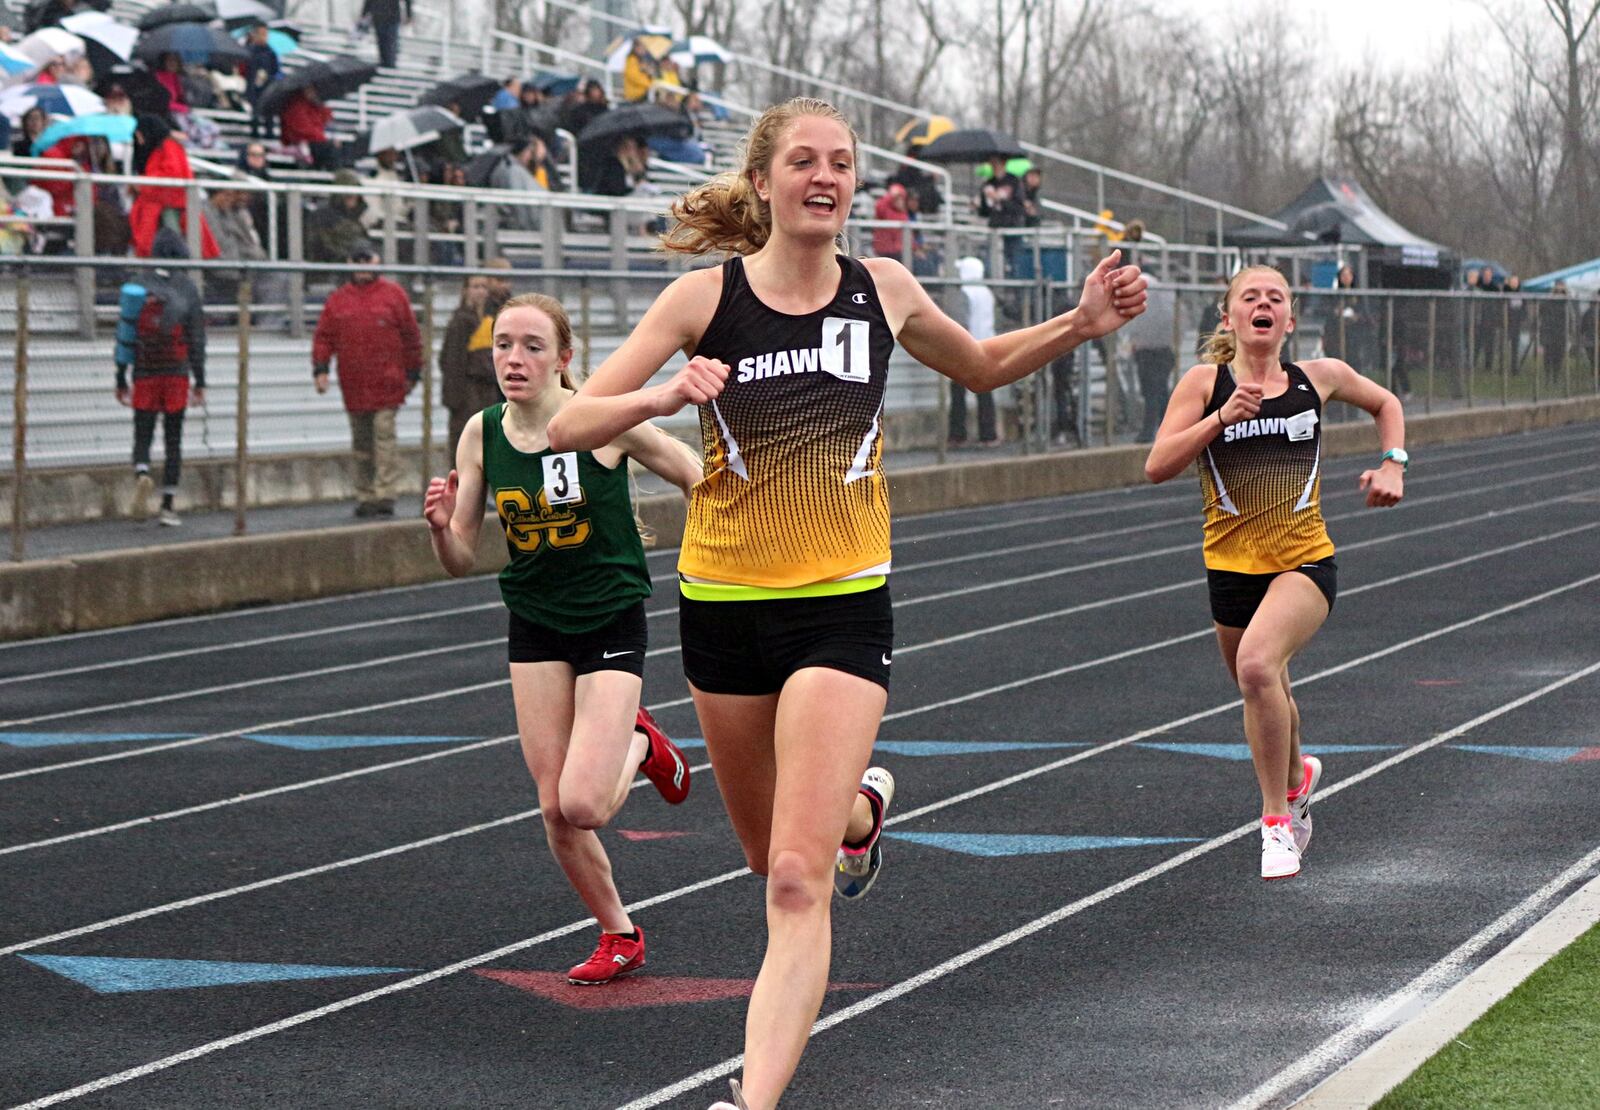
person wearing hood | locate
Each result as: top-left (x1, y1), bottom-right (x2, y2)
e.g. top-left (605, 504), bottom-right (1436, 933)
top-left (312, 244), bottom-right (423, 517)
top-left (871, 183), bottom-right (909, 259)
top-left (129, 114), bottom-right (220, 259)
top-left (438, 258), bottom-right (512, 458)
top-left (279, 86), bottom-right (335, 168)
top-left (305, 168), bottom-right (369, 263)
top-left (944, 255), bottom-right (999, 446)
top-left (114, 227), bottom-right (207, 526)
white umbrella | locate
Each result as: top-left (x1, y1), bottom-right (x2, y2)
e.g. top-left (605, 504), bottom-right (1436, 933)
top-left (16, 28), bottom-right (87, 66)
top-left (216, 0), bottom-right (279, 24)
top-left (0, 81), bottom-right (104, 124)
top-left (365, 104), bottom-right (464, 153)
top-left (0, 43), bottom-right (39, 86)
top-left (60, 12), bottom-right (139, 62)
top-left (668, 35), bottom-right (731, 68)
top-left (603, 26), bottom-right (674, 72)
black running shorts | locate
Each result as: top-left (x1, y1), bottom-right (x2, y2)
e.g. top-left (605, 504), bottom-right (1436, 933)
top-left (507, 602), bottom-right (647, 677)
top-left (1206, 557), bottom-right (1338, 629)
top-left (679, 584), bottom-right (894, 695)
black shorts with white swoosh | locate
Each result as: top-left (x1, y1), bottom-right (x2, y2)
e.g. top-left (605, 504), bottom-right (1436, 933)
top-left (679, 584), bottom-right (893, 695)
top-left (508, 602), bottom-right (647, 677)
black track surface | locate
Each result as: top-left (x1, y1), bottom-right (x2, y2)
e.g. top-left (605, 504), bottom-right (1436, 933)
top-left (3, 424), bottom-right (1599, 1110)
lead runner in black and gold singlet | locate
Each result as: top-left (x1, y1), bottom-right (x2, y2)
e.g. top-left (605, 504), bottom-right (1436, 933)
top-left (1145, 265), bottom-right (1405, 884)
top-left (548, 98), bottom-right (1147, 1110)
top-left (423, 294), bottom-right (706, 988)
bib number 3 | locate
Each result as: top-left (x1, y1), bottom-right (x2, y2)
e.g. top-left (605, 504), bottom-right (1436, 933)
top-left (542, 451), bottom-right (582, 505)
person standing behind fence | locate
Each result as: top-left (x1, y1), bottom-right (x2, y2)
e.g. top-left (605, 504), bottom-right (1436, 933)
top-left (242, 21), bottom-right (280, 138)
top-left (439, 258), bottom-right (511, 460)
top-left (129, 114), bottom-right (220, 260)
top-left (361, 0), bottom-right (410, 69)
top-left (1129, 275), bottom-right (1177, 443)
top-left (114, 227), bottom-right (206, 527)
top-left (313, 244), bottom-right (422, 518)
top-left (1540, 281), bottom-right (1570, 383)
top-left (945, 255), bottom-right (999, 447)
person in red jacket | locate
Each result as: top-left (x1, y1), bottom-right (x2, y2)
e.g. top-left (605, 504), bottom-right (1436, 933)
top-left (279, 86), bottom-right (336, 169)
top-left (312, 243), bottom-right (423, 517)
top-left (129, 114), bottom-right (220, 259)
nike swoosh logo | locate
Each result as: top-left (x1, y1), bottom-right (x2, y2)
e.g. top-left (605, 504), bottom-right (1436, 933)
top-left (881, 653), bottom-right (892, 666)
top-left (601, 650), bottom-right (635, 659)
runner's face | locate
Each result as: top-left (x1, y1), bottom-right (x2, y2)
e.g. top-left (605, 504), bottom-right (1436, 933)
top-left (1223, 271), bottom-right (1294, 352)
top-left (757, 116), bottom-right (854, 243)
top-left (493, 306), bottom-right (570, 401)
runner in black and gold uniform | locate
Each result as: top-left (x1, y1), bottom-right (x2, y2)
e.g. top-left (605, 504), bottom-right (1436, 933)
top-left (423, 293), bottom-right (704, 986)
top-left (548, 98), bottom-right (1147, 1110)
top-left (1145, 265), bottom-right (1406, 882)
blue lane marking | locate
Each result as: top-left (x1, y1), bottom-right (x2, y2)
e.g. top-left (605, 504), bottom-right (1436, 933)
top-left (1453, 744), bottom-right (1588, 763)
top-left (1137, 742), bottom-right (1403, 761)
top-left (885, 832), bottom-right (1204, 858)
top-left (245, 734), bottom-right (481, 750)
top-left (19, 955), bottom-right (414, 993)
top-left (0, 733), bottom-right (188, 748)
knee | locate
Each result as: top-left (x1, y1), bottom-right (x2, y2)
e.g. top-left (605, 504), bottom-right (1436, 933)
top-left (559, 794), bottom-right (609, 832)
top-left (1235, 652), bottom-right (1280, 697)
top-left (765, 849), bottom-right (828, 917)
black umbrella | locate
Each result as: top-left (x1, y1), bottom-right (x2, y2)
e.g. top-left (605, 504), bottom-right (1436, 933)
top-left (464, 143), bottom-right (512, 188)
top-left (418, 73), bottom-right (500, 123)
top-left (257, 54), bottom-right (377, 116)
top-left (917, 128), bottom-right (1026, 164)
top-left (24, 0), bottom-right (110, 34)
top-left (135, 2), bottom-right (218, 31)
top-left (134, 22), bottom-right (248, 69)
top-left (577, 102), bottom-right (688, 149)
top-left (97, 64), bottom-right (171, 115)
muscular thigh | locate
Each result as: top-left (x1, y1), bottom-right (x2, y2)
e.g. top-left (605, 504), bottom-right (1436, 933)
top-left (509, 661), bottom-right (576, 799)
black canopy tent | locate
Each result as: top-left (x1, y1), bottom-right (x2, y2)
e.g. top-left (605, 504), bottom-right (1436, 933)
top-left (1224, 175), bottom-right (1457, 290)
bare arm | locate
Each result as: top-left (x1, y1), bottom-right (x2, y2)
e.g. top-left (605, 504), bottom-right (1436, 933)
top-left (547, 268), bottom-right (728, 451)
top-left (869, 251), bottom-right (1147, 392)
top-left (423, 413), bottom-right (489, 576)
top-left (614, 421), bottom-right (704, 498)
top-left (1144, 364), bottom-right (1229, 484)
top-left (1308, 357), bottom-right (1406, 508)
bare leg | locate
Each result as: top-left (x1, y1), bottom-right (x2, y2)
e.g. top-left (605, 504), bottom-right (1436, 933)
top-left (558, 669), bottom-right (649, 830)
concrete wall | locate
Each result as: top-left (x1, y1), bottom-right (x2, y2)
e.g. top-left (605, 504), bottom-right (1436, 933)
top-left (4, 398), bottom-right (1597, 641)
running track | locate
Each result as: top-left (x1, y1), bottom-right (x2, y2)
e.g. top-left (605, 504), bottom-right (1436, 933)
top-left (3, 423), bottom-right (1598, 1109)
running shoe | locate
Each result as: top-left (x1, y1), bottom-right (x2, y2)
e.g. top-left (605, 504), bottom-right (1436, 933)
top-left (158, 508), bottom-right (182, 527)
top-left (636, 706), bottom-right (690, 805)
top-left (1260, 818), bottom-right (1301, 881)
top-left (1288, 755), bottom-right (1323, 855)
top-left (567, 928), bottom-right (645, 985)
top-left (708, 1078), bottom-right (749, 1110)
top-left (835, 767), bottom-right (894, 901)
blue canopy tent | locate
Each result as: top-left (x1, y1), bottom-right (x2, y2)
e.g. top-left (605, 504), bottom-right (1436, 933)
top-left (1525, 257), bottom-right (1600, 294)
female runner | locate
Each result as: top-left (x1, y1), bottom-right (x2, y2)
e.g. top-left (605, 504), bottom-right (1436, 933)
top-left (424, 293), bottom-right (705, 983)
top-left (1144, 265), bottom-right (1405, 881)
top-left (547, 98), bottom-right (1146, 1107)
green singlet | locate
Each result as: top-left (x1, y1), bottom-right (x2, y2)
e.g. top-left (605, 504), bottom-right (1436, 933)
top-left (480, 403), bottom-right (651, 634)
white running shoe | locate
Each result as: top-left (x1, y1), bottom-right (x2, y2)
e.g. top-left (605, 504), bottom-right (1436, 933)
top-left (1289, 755), bottom-right (1323, 855)
top-left (158, 508), bottom-right (182, 527)
top-left (1261, 820), bottom-right (1301, 881)
top-left (835, 766), bottom-right (895, 901)
top-left (708, 1077), bottom-right (749, 1110)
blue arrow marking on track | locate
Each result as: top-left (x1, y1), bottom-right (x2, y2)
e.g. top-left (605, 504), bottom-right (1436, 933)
top-left (885, 832), bottom-right (1203, 858)
top-left (19, 955), bottom-right (414, 993)
top-left (245, 734), bottom-right (480, 750)
top-left (1137, 742), bottom-right (1402, 761)
top-left (1452, 744), bottom-right (1588, 763)
top-left (0, 733), bottom-right (189, 748)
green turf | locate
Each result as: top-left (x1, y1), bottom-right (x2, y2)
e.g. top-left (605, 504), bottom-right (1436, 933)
top-left (1373, 920), bottom-right (1600, 1109)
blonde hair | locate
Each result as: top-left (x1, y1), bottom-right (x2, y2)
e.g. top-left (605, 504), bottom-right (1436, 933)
top-left (1199, 265), bottom-right (1295, 366)
top-left (659, 97), bottom-right (858, 256)
top-left (495, 292), bottom-right (576, 391)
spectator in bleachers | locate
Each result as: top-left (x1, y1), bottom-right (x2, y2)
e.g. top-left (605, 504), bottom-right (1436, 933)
top-left (887, 157), bottom-right (941, 219)
top-left (492, 76), bottom-right (519, 111)
top-left (361, 0), bottom-right (411, 69)
top-left (978, 154), bottom-right (1027, 278)
top-left (312, 243), bottom-right (423, 518)
top-left (12, 107), bottom-right (49, 159)
top-left (438, 258), bottom-right (511, 458)
top-left (944, 255), bottom-right (999, 448)
top-left (871, 183), bottom-right (909, 259)
top-left (580, 133), bottom-right (648, 197)
top-left (363, 146), bottom-right (408, 237)
top-left (129, 113), bottom-right (220, 259)
top-left (86, 137), bottom-right (131, 256)
top-left (621, 38), bottom-right (660, 102)
top-left (1021, 165), bottom-right (1042, 226)
top-left (280, 86), bottom-right (336, 169)
top-left (426, 161), bottom-right (466, 265)
top-left (34, 56), bottom-right (66, 85)
top-left (305, 167), bottom-right (369, 263)
top-left (561, 79), bottom-right (609, 138)
top-left (903, 188), bottom-right (939, 277)
top-left (204, 184), bottom-right (288, 323)
top-left (153, 52), bottom-right (189, 115)
top-left (243, 20), bottom-right (280, 139)
top-left (235, 141), bottom-right (275, 245)
top-left (1127, 275), bottom-right (1177, 443)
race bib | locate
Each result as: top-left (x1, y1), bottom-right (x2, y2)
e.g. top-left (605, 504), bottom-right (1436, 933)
top-left (541, 451), bottom-right (582, 505)
top-left (820, 317), bottom-right (871, 383)
top-left (1285, 409), bottom-right (1319, 442)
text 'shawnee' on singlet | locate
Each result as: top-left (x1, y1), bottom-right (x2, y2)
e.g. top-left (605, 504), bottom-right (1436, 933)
top-left (682, 255), bottom-right (893, 588)
top-left (1197, 362), bottom-right (1335, 574)
top-left (480, 403), bottom-right (651, 633)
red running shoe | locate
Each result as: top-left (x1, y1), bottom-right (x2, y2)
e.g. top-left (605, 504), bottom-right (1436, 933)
top-left (567, 928), bottom-right (646, 985)
top-left (636, 706), bottom-right (690, 805)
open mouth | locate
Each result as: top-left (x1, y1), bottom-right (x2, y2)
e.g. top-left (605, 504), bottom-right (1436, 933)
top-left (804, 195), bottom-right (836, 213)
top-left (1250, 313), bottom-right (1274, 330)
top-left (503, 371), bottom-right (529, 385)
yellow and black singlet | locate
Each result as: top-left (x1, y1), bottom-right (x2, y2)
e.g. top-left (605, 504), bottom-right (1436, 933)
top-left (1198, 362), bottom-right (1335, 574)
top-left (681, 255), bottom-right (893, 591)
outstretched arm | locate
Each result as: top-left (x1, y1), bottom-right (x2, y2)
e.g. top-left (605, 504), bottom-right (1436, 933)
top-left (1315, 358), bottom-right (1405, 508)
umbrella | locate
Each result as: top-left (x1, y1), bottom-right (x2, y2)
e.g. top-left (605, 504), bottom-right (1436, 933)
top-left (917, 127), bottom-right (1026, 164)
top-left (136, 3), bottom-right (218, 31)
top-left (893, 114), bottom-right (954, 148)
top-left (23, 0), bottom-right (109, 34)
top-left (578, 102), bottom-right (689, 148)
top-left (668, 35), bottom-right (730, 68)
top-left (363, 105), bottom-right (463, 153)
top-left (216, 0), bottom-right (282, 29)
top-left (31, 110), bottom-right (135, 154)
top-left (534, 73), bottom-right (581, 96)
top-left (59, 12), bottom-right (138, 60)
top-left (603, 28), bottom-right (673, 72)
top-left (418, 72), bottom-right (500, 122)
top-left (135, 22), bottom-right (249, 69)
top-left (16, 28), bottom-right (86, 66)
top-left (96, 65), bottom-right (171, 114)
top-left (0, 81), bottom-right (104, 124)
top-left (464, 143), bottom-right (512, 188)
top-left (230, 24), bottom-right (299, 58)
top-left (256, 54), bottom-right (376, 116)
top-left (0, 43), bottom-right (38, 82)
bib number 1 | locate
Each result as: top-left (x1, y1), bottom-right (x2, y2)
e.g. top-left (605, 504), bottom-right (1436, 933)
top-left (541, 451), bottom-right (582, 505)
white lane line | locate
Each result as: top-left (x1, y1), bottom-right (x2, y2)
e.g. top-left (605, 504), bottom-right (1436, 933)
top-left (619, 657), bottom-right (1600, 1110)
top-left (1260, 856), bottom-right (1600, 1110)
top-left (18, 623), bottom-right (1586, 1110)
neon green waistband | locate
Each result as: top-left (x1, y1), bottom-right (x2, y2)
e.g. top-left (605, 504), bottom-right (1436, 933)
top-left (678, 575), bottom-right (886, 602)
